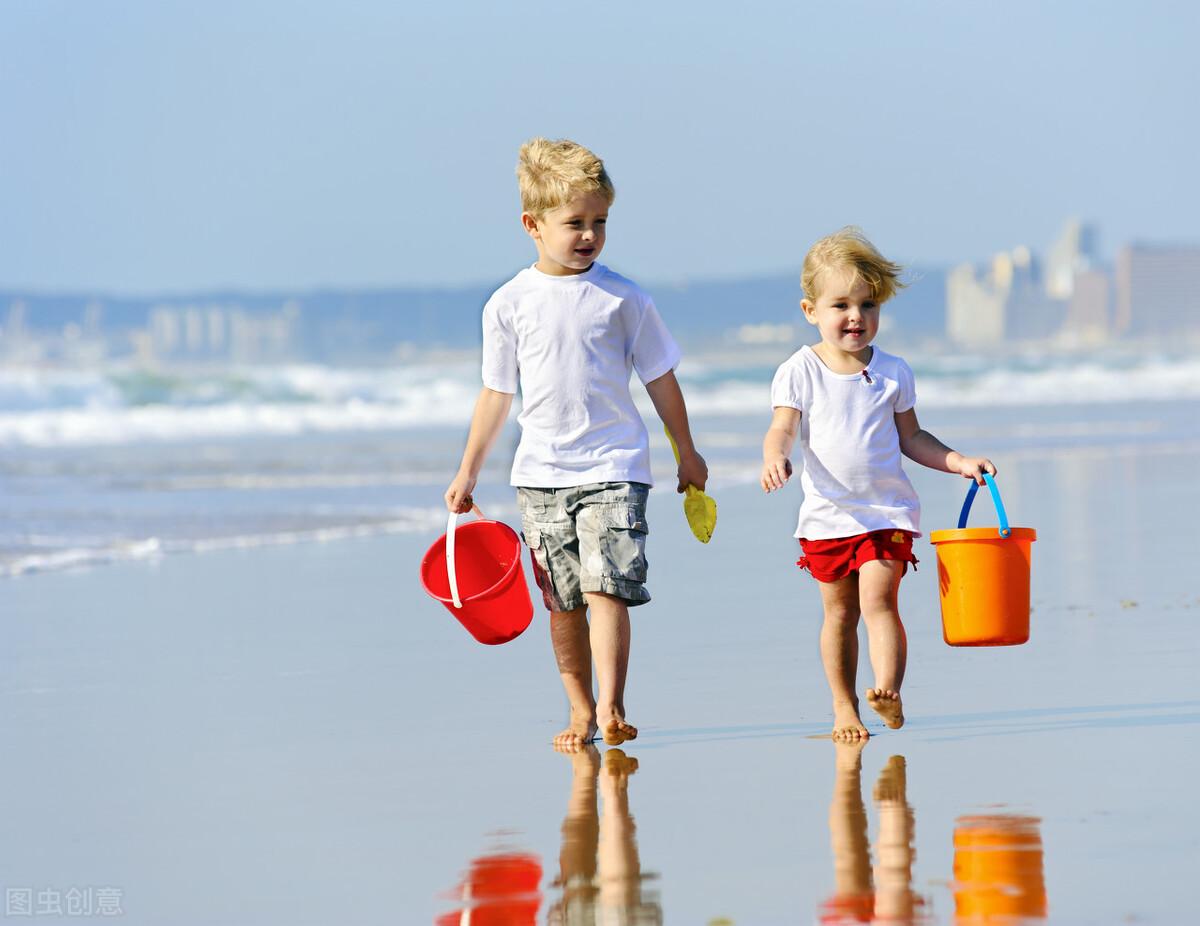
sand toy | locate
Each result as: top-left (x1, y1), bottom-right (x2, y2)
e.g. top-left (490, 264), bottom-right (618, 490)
top-left (664, 425), bottom-right (717, 543)
top-left (420, 508), bottom-right (534, 645)
top-left (930, 473), bottom-right (1036, 646)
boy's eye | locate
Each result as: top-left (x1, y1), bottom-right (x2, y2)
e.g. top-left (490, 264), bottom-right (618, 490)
top-left (833, 302), bottom-right (848, 309)
top-left (863, 301), bottom-right (877, 309)
top-left (595, 218), bottom-right (606, 225)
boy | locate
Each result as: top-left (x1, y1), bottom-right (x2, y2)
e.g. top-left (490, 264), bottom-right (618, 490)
top-left (445, 138), bottom-right (707, 748)
top-left (760, 228), bottom-right (995, 741)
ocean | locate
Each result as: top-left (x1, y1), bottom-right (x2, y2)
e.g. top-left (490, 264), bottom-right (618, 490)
top-left (3, 348), bottom-right (1199, 578)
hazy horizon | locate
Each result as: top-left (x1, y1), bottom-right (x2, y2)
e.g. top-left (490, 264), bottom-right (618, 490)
top-left (2, 2), bottom-right (1197, 293)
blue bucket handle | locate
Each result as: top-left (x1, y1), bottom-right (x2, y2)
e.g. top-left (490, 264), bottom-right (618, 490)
top-left (956, 472), bottom-right (1011, 538)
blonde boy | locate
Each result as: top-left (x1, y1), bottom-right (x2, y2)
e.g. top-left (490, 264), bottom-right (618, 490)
top-left (761, 228), bottom-right (996, 741)
top-left (446, 138), bottom-right (708, 748)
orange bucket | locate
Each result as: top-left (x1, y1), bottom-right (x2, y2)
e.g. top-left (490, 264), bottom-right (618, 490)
top-left (953, 814), bottom-right (1047, 921)
top-left (930, 474), bottom-right (1036, 647)
top-left (420, 510), bottom-right (534, 645)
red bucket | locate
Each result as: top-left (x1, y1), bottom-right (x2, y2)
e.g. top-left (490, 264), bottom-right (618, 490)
top-left (420, 511), bottom-right (534, 645)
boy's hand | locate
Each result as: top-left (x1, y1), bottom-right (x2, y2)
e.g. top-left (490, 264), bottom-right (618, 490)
top-left (444, 471), bottom-right (478, 513)
top-left (761, 456), bottom-right (793, 492)
top-left (676, 449), bottom-right (708, 493)
top-left (953, 456), bottom-right (997, 485)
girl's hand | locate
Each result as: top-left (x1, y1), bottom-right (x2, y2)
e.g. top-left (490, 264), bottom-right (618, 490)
top-left (444, 472), bottom-right (477, 513)
top-left (955, 456), bottom-right (997, 485)
top-left (761, 456), bottom-right (793, 492)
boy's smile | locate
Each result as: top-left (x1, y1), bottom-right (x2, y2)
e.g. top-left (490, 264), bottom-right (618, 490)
top-left (802, 268), bottom-right (882, 365)
top-left (523, 192), bottom-right (609, 276)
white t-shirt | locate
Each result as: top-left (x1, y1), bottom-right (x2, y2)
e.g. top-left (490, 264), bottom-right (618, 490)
top-left (770, 345), bottom-right (921, 540)
top-left (482, 263), bottom-right (681, 488)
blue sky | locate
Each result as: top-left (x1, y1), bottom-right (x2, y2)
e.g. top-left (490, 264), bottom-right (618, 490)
top-left (1, 1), bottom-right (1196, 293)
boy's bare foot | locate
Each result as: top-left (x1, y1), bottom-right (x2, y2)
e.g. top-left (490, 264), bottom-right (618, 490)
top-left (832, 700), bottom-right (870, 741)
top-left (597, 706), bottom-right (638, 745)
top-left (832, 736), bottom-right (868, 770)
top-left (553, 706), bottom-right (598, 750)
top-left (865, 688), bottom-right (905, 730)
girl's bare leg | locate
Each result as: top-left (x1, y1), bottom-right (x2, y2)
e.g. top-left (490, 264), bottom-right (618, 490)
top-left (550, 605), bottom-right (598, 748)
top-left (858, 560), bottom-right (907, 730)
top-left (817, 575), bottom-right (868, 740)
top-left (584, 591), bottom-right (637, 745)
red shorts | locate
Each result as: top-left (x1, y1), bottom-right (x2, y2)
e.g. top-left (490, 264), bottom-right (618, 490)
top-left (797, 529), bottom-right (918, 583)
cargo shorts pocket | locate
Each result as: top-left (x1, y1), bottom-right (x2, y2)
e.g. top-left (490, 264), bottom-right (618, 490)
top-left (595, 505), bottom-right (649, 583)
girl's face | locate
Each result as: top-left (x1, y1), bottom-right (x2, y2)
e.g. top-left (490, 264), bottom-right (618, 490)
top-left (802, 266), bottom-right (881, 360)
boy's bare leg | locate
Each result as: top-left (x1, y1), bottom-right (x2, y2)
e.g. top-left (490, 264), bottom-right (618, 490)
top-left (818, 576), bottom-right (869, 740)
top-left (551, 605), bottom-right (598, 747)
top-left (584, 591), bottom-right (638, 745)
top-left (858, 560), bottom-right (907, 730)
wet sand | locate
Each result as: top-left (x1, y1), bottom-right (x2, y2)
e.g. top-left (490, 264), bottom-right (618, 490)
top-left (1, 412), bottom-right (1198, 923)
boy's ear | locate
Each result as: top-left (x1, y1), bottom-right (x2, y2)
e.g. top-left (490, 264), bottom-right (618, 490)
top-left (521, 212), bottom-right (541, 239)
top-left (800, 299), bottom-right (818, 325)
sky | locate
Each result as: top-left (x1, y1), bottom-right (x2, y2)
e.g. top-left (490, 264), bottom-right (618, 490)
top-left (1, 1), bottom-right (1197, 293)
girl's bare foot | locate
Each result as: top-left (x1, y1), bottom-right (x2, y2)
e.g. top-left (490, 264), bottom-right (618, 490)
top-left (866, 688), bottom-right (905, 730)
top-left (832, 699), bottom-right (870, 741)
top-left (597, 705), bottom-right (637, 745)
top-left (554, 706), bottom-right (598, 750)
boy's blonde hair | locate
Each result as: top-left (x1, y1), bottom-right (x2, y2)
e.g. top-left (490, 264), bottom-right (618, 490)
top-left (802, 227), bottom-right (905, 303)
top-left (517, 137), bottom-right (615, 218)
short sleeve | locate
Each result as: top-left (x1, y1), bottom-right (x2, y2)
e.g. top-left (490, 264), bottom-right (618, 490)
top-left (630, 297), bottom-right (682, 385)
top-left (894, 358), bottom-right (916, 413)
top-left (480, 296), bottom-right (518, 394)
top-left (770, 360), bottom-right (807, 410)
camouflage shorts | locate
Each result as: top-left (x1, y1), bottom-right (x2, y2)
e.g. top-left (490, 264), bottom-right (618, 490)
top-left (516, 482), bottom-right (651, 612)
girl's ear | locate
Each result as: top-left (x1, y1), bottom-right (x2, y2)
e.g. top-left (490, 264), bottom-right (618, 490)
top-left (521, 212), bottom-right (541, 239)
top-left (800, 299), bottom-right (818, 325)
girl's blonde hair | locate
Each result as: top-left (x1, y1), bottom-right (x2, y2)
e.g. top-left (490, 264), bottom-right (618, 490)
top-left (517, 137), bottom-right (615, 218)
top-left (802, 227), bottom-right (905, 303)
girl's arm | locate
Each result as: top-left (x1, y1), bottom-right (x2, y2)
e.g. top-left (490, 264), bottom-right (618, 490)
top-left (761, 406), bottom-right (801, 492)
top-left (645, 370), bottom-right (708, 492)
top-left (444, 387), bottom-right (515, 512)
top-left (895, 408), bottom-right (996, 485)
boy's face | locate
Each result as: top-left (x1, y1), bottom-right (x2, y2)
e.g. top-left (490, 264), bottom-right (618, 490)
top-left (522, 192), bottom-right (609, 276)
top-left (801, 266), bottom-right (881, 358)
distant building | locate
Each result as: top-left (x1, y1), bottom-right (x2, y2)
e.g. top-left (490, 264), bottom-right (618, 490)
top-left (1045, 219), bottom-right (1099, 300)
top-left (1062, 269), bottom-right (1112, 347)
top-left (947, 246), bottom-right (1060, 347)
top-left (1114, 244), bottom-right (1200, 338)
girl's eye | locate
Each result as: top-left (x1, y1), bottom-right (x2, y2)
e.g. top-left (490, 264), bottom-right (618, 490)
top-left (863, 302), bottom-right (877, 309)
top-left (595, 218), bottom-right (606, 225)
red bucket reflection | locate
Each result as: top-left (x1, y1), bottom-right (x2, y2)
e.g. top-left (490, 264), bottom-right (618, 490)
top-left (436, 851), bottom-right (542, 926)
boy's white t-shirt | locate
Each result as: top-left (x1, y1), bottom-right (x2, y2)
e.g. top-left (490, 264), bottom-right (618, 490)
top-left (770, 345), bottom-right (921, 540)
top-left (481, 262), bottom-right (681, 488)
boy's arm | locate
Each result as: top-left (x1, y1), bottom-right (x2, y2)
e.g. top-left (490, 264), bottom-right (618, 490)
top-left (644, 370), bottom-right (708, 492)
top-left (445, 387), bottom-right (514, 512)
top-left (895, 408), bottom-right (996, 485)
top-left (761, 406), bottom-right (800, 492)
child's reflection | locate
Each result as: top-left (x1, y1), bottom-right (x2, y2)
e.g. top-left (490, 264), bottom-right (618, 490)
top-left (820, 743), bottom-right (926, 924)
top-left (549, 745), bottom-right (661, 925)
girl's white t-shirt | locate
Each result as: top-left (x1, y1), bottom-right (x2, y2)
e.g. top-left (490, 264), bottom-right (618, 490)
top-left (481, 263), bottom-right (681, 488)
top-left (770, 345), bottom-right (921, 540)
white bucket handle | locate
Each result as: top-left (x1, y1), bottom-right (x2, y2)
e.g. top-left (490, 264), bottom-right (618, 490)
top-left (445, 505), bottom-right (483, 609)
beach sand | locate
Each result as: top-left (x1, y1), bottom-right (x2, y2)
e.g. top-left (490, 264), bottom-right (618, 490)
top-left (1, 403), bottom-right (1198, 924)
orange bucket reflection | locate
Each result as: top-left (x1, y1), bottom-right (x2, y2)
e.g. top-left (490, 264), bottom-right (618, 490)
top-left (435, 851), bottom-right (542, 926)
top-left (952, 815), bottom-right (1047, 922)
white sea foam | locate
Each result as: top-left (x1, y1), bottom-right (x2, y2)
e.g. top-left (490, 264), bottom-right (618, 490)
top-left (1, 354), bottom-right (1198, 447)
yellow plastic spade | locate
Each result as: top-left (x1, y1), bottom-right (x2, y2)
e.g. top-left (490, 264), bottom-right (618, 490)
top-left (664, 425), bottom-right (717, 544)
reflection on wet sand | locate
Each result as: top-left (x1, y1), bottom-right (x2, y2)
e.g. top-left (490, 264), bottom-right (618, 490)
top-left (435, 848), bottom-right (542, 925)
top-left (436, 746), bottom-right (660, 925)
top-left (953, 814), bottom-right (1046, 923)
top-left (549, 745), bottom-right (661, 925)
top-left (820, 743), bottom-right (927, 924)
